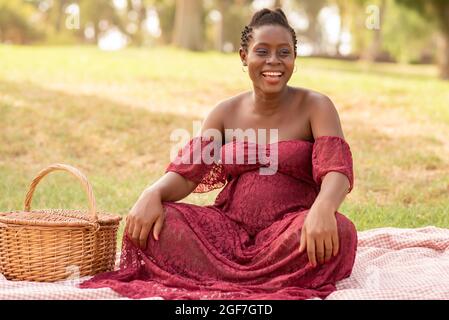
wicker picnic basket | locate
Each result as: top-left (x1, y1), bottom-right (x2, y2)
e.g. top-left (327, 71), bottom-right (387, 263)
top-left (0, 164), bottom-right (122, 282)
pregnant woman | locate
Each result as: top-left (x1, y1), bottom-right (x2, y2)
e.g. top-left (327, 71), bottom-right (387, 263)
top-left (80, 8), bottom-right (357, 300)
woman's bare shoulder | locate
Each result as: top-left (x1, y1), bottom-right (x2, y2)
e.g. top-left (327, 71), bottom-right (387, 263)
top-left (286, 86), bottom-right (343, 138)
top-left (209, 91), bottom-right (250, 120)
top-left (201, 91), bottom-right (250, 135)
top-left (290, 87), bottom-right (344, 138)
top-left (216, 91), bottom-right (250, 110)
top-left (288, 86), bottom-right (331, 107)
top-left (297, 87), bottom-right (334, 109)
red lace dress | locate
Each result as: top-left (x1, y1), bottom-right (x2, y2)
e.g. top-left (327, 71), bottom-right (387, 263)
top-left (79, 135), bottom-right (357, 300)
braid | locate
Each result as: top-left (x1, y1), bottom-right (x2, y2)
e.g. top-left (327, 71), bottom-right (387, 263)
top-left (240, 25), bottom-right (254, 54)
top-left (240, 8), bottom-right (298, 56)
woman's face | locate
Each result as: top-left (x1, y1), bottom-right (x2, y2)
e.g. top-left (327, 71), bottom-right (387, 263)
top-left (240, 24), bottom-right (296, 94)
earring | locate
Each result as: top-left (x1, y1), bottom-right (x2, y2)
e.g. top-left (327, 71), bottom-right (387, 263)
top-left (242, 65), bottom-right (248, 73)
top-left (293, 65), bottom-right (298, 73)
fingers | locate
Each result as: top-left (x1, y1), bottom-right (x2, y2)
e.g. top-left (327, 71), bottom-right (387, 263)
top-left (153, 214), bottom-right (164, 241)
top-left (125, 216), bottom-right (134, 239)
top-left (126, 212), bottom-right (164, 249)
top-left (324, 236), bottom-right (333, 263)
top-left (332, 231), bottom-right (340, 257)
top-left (306, 234), bottom-right (317, 268)
top-left (139, 224), bottom-right (152, 250)
top-left (131, 224), bottom-right (142, 248)
top-left (315, 237), bottom-right (325, 265)
top-left (298, 227), bottom-right (306, 253)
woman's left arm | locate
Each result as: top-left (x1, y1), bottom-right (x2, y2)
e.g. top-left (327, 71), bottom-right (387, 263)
top-left (298, 92), bottom-right (352, 267)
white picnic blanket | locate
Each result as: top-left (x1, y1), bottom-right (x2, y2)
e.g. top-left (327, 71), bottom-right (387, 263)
top-left (1, 226), bottom-right (449, 300)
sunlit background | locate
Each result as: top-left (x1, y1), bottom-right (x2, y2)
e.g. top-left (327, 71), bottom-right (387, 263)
top-left (1, 0), bottom-right (448, 76)
top-left (1, 0), bottom-right (448, 235)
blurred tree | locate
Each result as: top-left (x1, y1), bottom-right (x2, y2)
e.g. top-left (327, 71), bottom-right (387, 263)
top-left (50, 0), bottom-right (68, 32)
top-left (151, 0), bottom-right (176, 45)
top-left (382, 1), bottom-right (435, 64)
top-left (338, 0), bottom-right (395, 62)
top-left (78, 0), bottom-right (126, 43)
top-left (396, 0), bottom-right (449, 79)
top-left (29, 0), bottom-right (80, 44)
top-left (333, 0), bottom-right (382, 58)
top-left (341, 0), bottom-right (390, 61)
top-left (122, 0), bottom-right (177, 46)
top-left (298, 0), bottom-right (327, 55)
top-left (332, 0), bottom-right (349, 56)
top-left (172, 0), bottom-right (204, 50)
top-left (210, 0), bottom-right (252, 52)
top-left (0, 0), bottom-right (42, 43)
top-left (122, 0), bottom-right (148, 46)
top-left (362, 0), bottom-right (388, 61)
top-left (121, 0), bottom-right (171, 46)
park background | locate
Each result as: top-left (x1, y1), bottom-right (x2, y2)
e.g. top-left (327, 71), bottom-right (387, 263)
top-left (1, 0), bottom-right (448, 243)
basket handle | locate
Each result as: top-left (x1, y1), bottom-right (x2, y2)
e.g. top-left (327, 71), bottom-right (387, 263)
top-left (24, 164), bottom-right (98, 221)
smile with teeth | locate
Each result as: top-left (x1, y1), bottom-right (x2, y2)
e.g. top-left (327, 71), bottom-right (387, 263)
top-left (262, 72), bottom-right (283, 78)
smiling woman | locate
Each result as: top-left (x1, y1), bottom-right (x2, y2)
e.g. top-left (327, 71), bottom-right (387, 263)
top-left (239, 9), bottom-right (297, 91)
top-left (79, 8), bottom-right (357, 300)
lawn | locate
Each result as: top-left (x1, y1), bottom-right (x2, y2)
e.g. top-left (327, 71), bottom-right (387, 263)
top-left (1, 45), bottom-right (448, 244)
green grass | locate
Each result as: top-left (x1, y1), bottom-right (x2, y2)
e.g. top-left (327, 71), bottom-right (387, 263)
top-left (1, 45), bottom-right (448, 245)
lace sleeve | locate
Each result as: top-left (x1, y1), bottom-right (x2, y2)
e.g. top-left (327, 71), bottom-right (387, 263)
top-left (165, 136), bottom-right (227, 193)
top-left (312, 135), bottom-right (354, 194)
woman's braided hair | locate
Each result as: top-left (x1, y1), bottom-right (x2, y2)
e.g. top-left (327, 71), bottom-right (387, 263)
top-left (240, 8), bottom-right (297, 56)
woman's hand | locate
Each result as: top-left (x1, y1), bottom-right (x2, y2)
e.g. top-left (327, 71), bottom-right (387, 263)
top-left (298, 202), bottom-right (339, 267)
top-left (125, 189), bottom-right (165, 250)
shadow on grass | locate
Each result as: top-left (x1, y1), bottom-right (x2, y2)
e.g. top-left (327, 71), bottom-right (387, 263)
top-left (0, 79), bottom-right (203, 172)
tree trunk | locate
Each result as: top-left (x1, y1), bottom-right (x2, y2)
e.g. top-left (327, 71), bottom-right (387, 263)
top-left (436, 3), bottom-right (449, 79)
top-left (362, 0), bottom-right (387, 62)
top-left (437, 32), bottom-right (449, 80)
top-left (215, 0), bottom-right (228, 52)
top-left (94, 21), bottom-right (99, 44)
top-left (306, 18), bottom-right (323, 55)
top-left (335, 3), bottom-right (345, 56)
top-left (302, 0), bottom-right (326, 55)
top-left (54, 0), bottom-right (68, 32)
top-left (172, 0), bottom-right (204, 51)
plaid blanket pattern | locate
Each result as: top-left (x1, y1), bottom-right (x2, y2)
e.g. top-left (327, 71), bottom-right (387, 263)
top-left (1, 226), bottom-right (448, 300)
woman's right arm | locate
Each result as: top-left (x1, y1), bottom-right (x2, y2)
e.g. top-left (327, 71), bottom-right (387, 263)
top-left (125, 101), bottom-right (227, 249)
